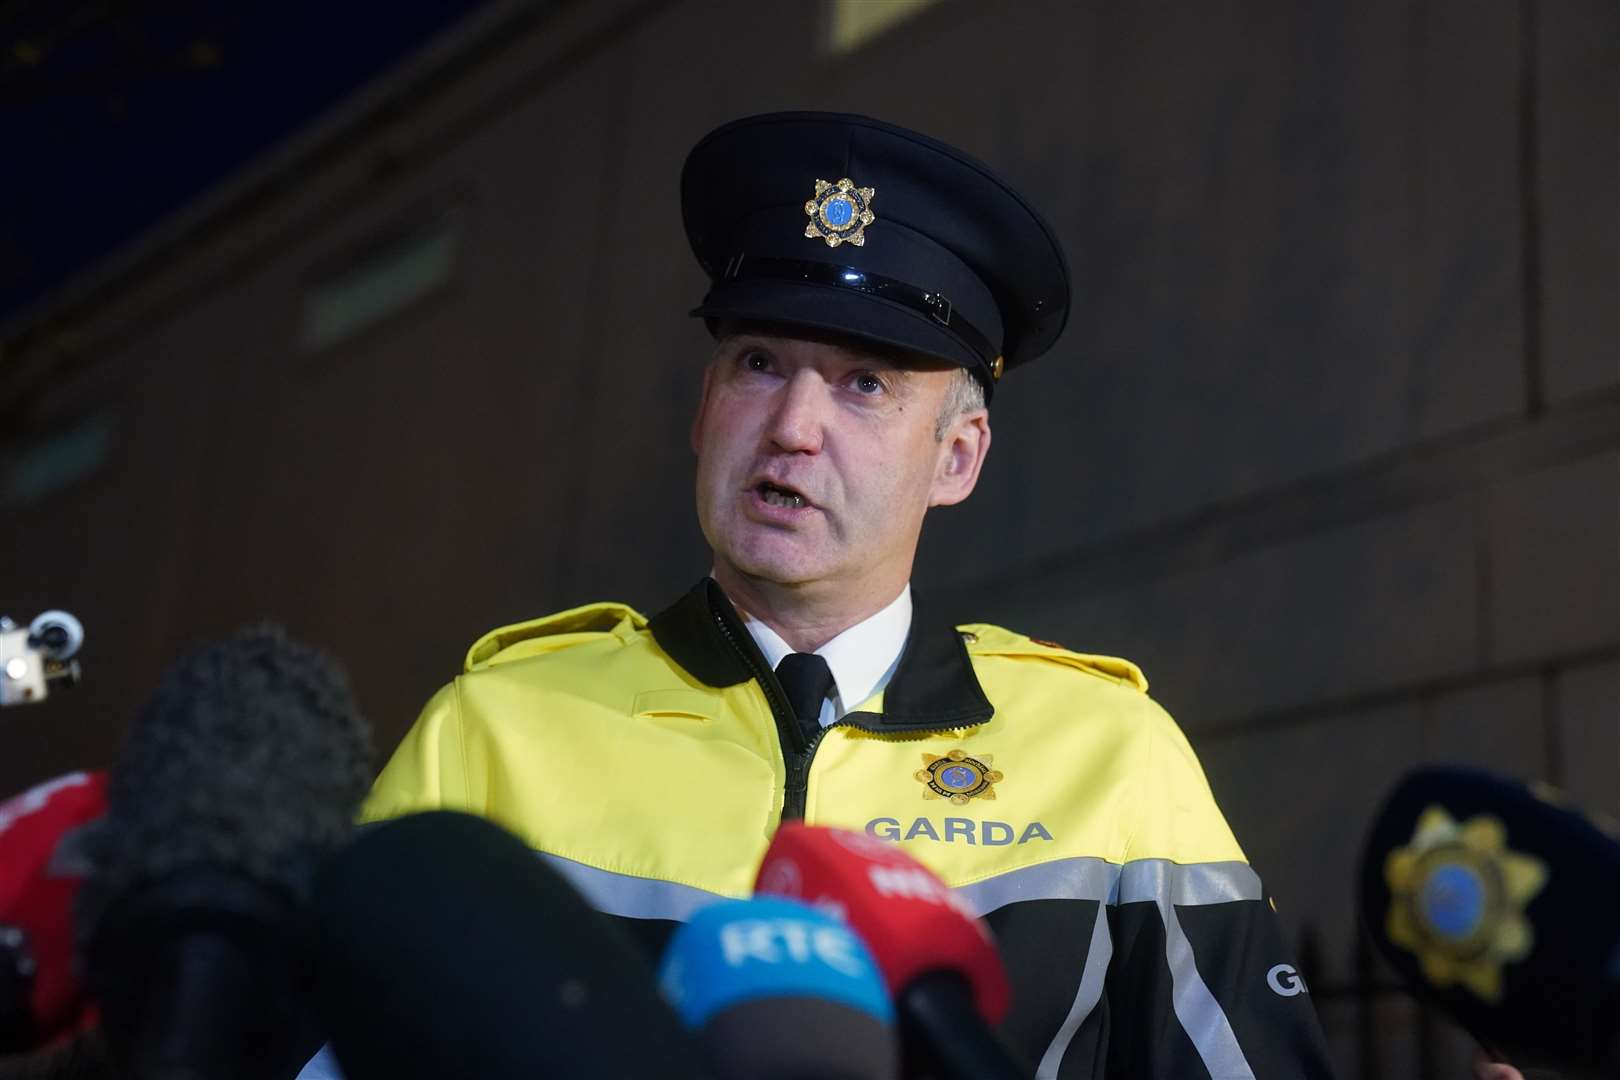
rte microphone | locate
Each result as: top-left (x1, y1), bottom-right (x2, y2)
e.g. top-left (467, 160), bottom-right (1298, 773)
top-left (754, 823), bottom-right (1022, 1080)
top-left (1360, 766), bottom-right (1620, 1078)
top-left (308, 810), bottom-right (712, 1080)
top-left (658, 895), bottom-right (897, 1080)
top-left (0, 772), bottom-right (106, 1057)
top-left (74, 626), bottom-right (373, 1080)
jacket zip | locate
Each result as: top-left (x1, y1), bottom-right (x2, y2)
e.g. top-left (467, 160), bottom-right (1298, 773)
top-left (781, 720), bottom-right (843, 821)
top-left (783, 713), bottom-right (978, 820)
top-left (710, 608), bottom-right (822, 819)
top-left (709, 607), bottom-right (969, 822)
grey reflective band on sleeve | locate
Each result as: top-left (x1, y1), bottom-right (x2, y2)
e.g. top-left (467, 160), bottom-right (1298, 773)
top-left (954, 855), bottom-right (1262, 916)
top-left (538, 851), bottom-right (730, 922)
top-left (1157, 894), bottom-right (1258, 1080)
top-left (1117, 859), bottom-right (1263, 906)
top-left (955, 855), bottom-right (1120, 915)
top-left (1035, 899), bottom-right (1113, 1080)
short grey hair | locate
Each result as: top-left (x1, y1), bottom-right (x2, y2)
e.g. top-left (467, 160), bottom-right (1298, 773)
top-left (934, 367), bottom-right (987, 441)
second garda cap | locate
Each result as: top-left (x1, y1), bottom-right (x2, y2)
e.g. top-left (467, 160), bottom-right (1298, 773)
top-left (681, 112), bottom-right (1070, 398)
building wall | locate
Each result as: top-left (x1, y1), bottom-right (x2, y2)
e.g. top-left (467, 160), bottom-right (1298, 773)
top-left (3, 2), bottom-right (1615, 1075)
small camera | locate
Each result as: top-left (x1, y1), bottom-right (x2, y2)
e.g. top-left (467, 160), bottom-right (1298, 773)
top-left (0, 611), bottom-right (83, 707)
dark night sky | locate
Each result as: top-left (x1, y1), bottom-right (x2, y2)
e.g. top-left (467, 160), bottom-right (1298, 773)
top-left (0, 0), bottom-right (495, 327)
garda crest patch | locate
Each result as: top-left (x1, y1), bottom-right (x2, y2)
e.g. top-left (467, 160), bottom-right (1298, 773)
top-left (1382, 805), bottom-right (1547, 1003)
top-left (804, 177), bottom-right (876, 247)
top-left (916, 749), bottom-right (1002, 805)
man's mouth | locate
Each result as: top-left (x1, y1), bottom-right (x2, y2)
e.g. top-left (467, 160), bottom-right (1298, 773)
top-left (755, 481), bottom-right (808, 509)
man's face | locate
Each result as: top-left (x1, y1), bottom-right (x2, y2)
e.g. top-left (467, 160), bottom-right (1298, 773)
top-left (691, 328), bottom-right (989, 597)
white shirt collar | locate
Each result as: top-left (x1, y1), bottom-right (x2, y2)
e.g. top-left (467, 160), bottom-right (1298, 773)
top-left (736, 585), bottom-right (913, 726)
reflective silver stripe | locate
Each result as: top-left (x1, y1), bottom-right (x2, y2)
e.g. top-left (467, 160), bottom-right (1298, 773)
top-left (538, 852), bottom-right (730, 921)
top-left (1158, 894), bottom-right (1256, 1078)
top-left (1117, 859), bottom-right (1262, 906)
top-left (954, 856), bottom-right (1260, 916)
top-left (1035, 898), bottom-right (1112, 1080)
top-left (541, 852), bottom-right (1257, 921)
top-left (956, 856), bottom-right (1262, 1079)
top-left (955, 855), bottom-right (1119, 915)
top-left (293, 1044), bottom-right (343, 1080)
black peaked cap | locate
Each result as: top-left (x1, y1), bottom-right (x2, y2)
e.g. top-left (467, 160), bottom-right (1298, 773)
top-left (1359, 767), bottom-right (1620, 1072)
top-left (682, 112), bottom-right (1070, 397)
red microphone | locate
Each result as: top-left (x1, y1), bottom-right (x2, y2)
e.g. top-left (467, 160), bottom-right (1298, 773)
top-left (755, 823), bottom-right (1023, 1080)
top-left (0, 772), bottom-right (106, 1054)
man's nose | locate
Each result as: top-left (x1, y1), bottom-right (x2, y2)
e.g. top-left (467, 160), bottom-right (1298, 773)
top-left (765, 370), bottom-right (828, 453)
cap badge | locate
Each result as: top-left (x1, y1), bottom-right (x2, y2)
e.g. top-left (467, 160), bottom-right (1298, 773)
top-left (804, 178), bottom-right (876, 248)
top-left (1382, 805), bottom-right (1548, 1002)
top-left (915, 749), bottom-right (1002, 805)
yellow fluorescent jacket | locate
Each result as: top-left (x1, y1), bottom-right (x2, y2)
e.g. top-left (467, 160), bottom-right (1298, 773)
top-left (363, 579), bottom-right (1334, 1079)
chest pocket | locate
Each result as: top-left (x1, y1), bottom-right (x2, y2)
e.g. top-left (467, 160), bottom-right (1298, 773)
top-left (632, 689), bottom-right (721, 723)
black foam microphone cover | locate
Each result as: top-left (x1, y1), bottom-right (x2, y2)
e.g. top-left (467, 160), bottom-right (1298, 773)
top-left (75, 625), bottom-right (373, 1080)
top-left (309, 811), bottom-right (711, 1080)
top-left (1359, 766), bottom-right (1620, 1077)
top-left (0, 1027), bottom-right (112, 1080)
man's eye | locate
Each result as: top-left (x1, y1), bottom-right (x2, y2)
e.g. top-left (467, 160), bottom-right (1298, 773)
top-left (853, 372), bottom-right (885, 395)
top-left (742, 352), bottom-right (770, 372)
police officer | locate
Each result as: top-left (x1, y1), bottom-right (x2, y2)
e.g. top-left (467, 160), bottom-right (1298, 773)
top-left (361, 113), bottom-right (1337, 1078)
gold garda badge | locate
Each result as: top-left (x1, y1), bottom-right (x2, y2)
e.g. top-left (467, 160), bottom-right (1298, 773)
top-left (915, 750), bottom-right (1002, 805)
top-left (1383, 805), bottom-right (1548, 1002)
top-left (804, 177), bottom-right (876, 248)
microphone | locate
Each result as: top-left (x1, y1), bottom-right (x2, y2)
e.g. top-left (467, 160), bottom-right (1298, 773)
top-left (0, 1029), bottom-right (111, 1080)
top-left (1359, 766), bottom-right (1620, 1078)
top-left (0, 772), bottom-right (106, 1055)
top-left (74, 626), bottom-right (373, 1080)
top-left (658, 895), bottom-right (897, 1080)
top-left (308, 810), bottom-right (712, 1080)
top-left (753, 823), bottom-right (1022, 1080)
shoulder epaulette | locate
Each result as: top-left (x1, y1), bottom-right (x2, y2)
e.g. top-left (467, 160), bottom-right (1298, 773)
top-left (464, 601), bottom-right (648, 672)
top-left (958, 623), bottom-right (1149, 693)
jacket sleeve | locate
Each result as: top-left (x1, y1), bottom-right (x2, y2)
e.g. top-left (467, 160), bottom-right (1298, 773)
top-left (359, 681), bottom-right (485, 824)
top-left (1102, 698), bottom-right (1337, 1079)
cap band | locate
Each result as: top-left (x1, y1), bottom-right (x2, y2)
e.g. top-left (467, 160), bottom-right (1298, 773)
top-left (723, 255), bottom-right (997, 376)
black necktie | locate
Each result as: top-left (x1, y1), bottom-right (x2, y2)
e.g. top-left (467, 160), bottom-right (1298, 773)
top-left (774, 652), bottom-right (835, 744)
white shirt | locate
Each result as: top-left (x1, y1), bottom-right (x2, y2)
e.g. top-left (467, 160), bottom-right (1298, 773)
top-left (737, 585), bottom-right (913, 727)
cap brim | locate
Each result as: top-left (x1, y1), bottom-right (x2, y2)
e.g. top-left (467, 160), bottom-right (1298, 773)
top-left (691, 276), bottom-right (983, 375)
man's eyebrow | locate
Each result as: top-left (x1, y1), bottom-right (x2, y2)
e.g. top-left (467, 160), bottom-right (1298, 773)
top-left (711, 335), bottom-right (929, 389)
top-left (711, 336), bottom-right (764, 362)
top-left (827, 352), bottom-right (921, 385)
top-left (715, 335), bottom-right (774, 354)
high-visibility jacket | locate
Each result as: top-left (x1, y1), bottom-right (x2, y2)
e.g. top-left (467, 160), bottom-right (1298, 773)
top-left (366, 579), bottom-right (1335, 1078)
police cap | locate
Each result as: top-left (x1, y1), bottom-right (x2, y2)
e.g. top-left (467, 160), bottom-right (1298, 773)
top-left (682, 112), bottom-right (1070, 398)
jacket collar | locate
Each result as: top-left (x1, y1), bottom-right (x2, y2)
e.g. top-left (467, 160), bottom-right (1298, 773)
top-left (648, 578), bottom-right (994, 732)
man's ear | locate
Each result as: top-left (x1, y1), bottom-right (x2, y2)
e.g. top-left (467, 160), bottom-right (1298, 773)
top-left (690, 363), bottom-right (717, 454)
top-left (928, 410), bottom-right (991, 508)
